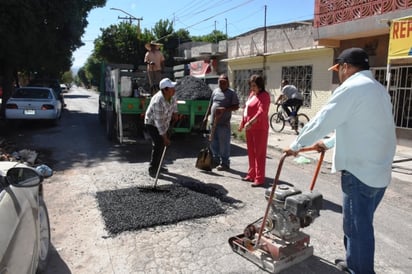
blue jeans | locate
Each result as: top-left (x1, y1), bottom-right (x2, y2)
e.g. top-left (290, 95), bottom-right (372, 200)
top-left (341, 170), bottom-right (386, 274)
top-left (210, 124), bottom-right (231, 167)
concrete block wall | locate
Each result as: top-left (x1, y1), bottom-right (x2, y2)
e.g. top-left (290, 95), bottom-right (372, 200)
top-left (227, 22), bottom-right (314, 59)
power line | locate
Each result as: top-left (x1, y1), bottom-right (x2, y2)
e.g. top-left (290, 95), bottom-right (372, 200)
top-left (176, 0), bottom-right (255, 33)
top-left (177, 0), bottom-right (232, 19)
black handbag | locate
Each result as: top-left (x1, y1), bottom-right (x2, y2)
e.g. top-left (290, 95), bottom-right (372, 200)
top-left (195, 146), bottom-right (213, 171)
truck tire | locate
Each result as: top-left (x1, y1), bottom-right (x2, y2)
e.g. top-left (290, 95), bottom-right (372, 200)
top-left (98, 102), bottom-right (105, 124)
top-left (106, 107), bottom-right (116, 141)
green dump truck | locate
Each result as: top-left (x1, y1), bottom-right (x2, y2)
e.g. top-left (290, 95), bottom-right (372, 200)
top-left (98, 63), bottom-right (211, 144)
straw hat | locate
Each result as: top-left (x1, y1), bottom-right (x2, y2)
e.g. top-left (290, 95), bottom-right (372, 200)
top-left (145, 41), bottom-right (162, 51)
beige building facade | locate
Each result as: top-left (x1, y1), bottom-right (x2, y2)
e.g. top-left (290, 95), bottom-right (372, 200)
top-left (177, 0), bottom-right (412, 145)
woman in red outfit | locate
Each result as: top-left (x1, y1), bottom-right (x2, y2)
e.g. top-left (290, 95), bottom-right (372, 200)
top-left (238, 75), bottom-right (271, 187)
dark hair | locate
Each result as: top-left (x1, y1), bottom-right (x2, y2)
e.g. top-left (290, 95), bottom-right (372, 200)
top-left (219, 74), bottom-right (229, 81)
top-left (249, 74), bottom-right (265, 91)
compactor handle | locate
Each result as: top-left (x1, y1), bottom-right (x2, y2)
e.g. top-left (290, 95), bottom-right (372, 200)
top-left (295, 146), bottom-right (325, 191)
top-left (275, 146), bottom-right (325, 191)
top-left (254, 146), bottom-right (325, 249)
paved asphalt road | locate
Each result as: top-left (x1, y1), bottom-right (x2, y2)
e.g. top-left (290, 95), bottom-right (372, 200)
top-left (1, 86), bottom-right (411, 274)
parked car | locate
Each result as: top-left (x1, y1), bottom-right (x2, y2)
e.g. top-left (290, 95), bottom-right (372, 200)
top-left (0, 161), bottom-right (51, 273)
top-left (60, 83), bottom-right (68, 93)
top-left (5, 86), bottom-right (62, 125)
top-left (28, 79), bottom-right (65, 107)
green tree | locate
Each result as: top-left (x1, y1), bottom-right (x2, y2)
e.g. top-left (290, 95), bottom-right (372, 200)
top-left (93, 22), bottom-right (147, 65)
top-left (84, 54), bottom-right (104, 88)
top-left (192, 30), bottom-right (227, 43)
top-left (61, 71), bottom-right (74, 85)
top-left (0, 0), bottom-right (106, 116)
top-left (77, 67), bottom-right (89, 88)
top-left (175, 28), bottom-right (191, 44)
top-left (150, 19), bottom-right (178, 66)
top-left (82, 19), bottom-right (229, 88)
top-left (84, 24), bottom-right (154, 87)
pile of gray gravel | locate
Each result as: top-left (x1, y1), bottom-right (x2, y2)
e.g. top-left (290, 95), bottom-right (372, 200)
top-left (175, 76), bottom-right (212, 100)
top-left (96, 184), bottom-right (226, 235)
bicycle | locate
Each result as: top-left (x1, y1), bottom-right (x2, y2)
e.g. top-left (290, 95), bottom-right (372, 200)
top-left (270, 103), bottom-right (310, 134)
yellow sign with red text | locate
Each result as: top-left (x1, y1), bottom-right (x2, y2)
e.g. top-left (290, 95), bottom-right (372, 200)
top-left (388, 16), bottom-right (412, 61)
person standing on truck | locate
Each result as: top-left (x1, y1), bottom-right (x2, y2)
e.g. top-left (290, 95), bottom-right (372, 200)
top-left (144, 41), bottom-right (165, 94)
top-left (275, 79), bottom-right (303, 119)
top-left (203, 74), bottom-right (239, 171)
top-left (144, 78), bottom-right (178, 178)
top-left (283, 47), bottom-right (396, 274)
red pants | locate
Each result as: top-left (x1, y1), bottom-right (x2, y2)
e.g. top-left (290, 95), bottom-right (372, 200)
top-left (245, 129), bottom-right (268, 183)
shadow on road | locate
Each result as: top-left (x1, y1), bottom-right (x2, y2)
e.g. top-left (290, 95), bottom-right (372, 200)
top-left (1, 110), bottom-right (249, 174)
top-left (45, 244), bottom-right (71, 274)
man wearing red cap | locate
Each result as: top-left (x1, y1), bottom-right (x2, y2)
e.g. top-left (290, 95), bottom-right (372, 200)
top-left (284, 47), bottom-right (396, 274)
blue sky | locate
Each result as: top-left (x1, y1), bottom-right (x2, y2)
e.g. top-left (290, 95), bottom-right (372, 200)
top-left (72, 0), bottom-right (315, 69)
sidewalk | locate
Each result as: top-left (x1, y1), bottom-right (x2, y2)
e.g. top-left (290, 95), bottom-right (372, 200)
top-left (232, 110), bottom-right (412, 182)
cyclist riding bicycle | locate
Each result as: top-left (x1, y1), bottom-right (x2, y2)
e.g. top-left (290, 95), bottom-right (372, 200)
top-left (274, 79), bottom-right (303, 119)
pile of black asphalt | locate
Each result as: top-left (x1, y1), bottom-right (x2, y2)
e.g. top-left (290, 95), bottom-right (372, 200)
top-left (96, 181), bottom-right (241, 236)
top-left (175, 76), bottom-right (212, 100)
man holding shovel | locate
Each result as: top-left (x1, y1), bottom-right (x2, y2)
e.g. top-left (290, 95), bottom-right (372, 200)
top-left (145, 78), bottom-right (178, 178)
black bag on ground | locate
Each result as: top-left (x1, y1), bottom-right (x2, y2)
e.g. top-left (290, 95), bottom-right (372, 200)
top-left (195, 146), bottom-right (212, 171)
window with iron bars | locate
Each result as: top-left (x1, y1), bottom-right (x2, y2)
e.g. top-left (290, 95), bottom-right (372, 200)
top-left (233, 69), bottom-right (264, 105)
top-left (372, 66), bottom-right (412, 129)
top-left (281, 65), bottom-right (313, 108)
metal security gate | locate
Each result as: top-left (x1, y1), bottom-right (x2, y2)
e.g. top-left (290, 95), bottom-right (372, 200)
top-left (233, 69), bottom-right (264, 105)
top-left (372, 66), bottom-right (412, 129)
top-left (281, 65), bottom-right (313, 108)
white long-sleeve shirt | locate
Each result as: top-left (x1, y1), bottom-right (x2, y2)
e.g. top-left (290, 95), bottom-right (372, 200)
top-left (144, 91), bottom-right (178, 136)
top-left (290, 70), bottom-right (396, 188)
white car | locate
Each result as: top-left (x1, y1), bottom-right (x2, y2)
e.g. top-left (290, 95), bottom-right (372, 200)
top-left (0, 162), bottom-right (51, 273)
top-left (60, 84), bottom-right (68, 93)
top-left (5, 87), bottom-right (62, 124)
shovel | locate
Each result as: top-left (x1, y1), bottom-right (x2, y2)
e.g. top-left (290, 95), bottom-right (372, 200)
top-left (152, 145), bottom-right (167, 190)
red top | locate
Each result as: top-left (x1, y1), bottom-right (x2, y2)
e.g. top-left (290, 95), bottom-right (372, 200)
top-left (241, 90), bottom-right (270, 131)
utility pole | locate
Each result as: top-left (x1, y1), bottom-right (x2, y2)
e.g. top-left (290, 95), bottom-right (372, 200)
top-left (110, 8), bottom-right (143, 38)
top-left (263, 5), bottom-right (267, 81)
top-left (215, 21), bottom-right (217, 44)
top-left (225, 18), bottom-right (227, 38)
top-left (117, 16), bottom-right (143, 27)
top-left (264, 5), bottom-right (267, 53)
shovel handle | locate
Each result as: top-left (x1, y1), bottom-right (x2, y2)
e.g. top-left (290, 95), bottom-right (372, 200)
top-left (153, 146), bottom-right (167, 189)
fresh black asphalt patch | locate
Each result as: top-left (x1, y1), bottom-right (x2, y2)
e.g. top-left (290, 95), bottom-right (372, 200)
top-left (96, 183), bottom-right (238, 235)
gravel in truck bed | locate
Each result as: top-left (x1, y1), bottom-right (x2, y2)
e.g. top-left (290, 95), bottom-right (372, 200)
top-left (175, 76), bottom-right (213, 100)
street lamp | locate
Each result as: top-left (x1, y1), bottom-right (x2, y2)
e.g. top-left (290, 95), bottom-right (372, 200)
top-left (110, 7), bottom-right (143, 36)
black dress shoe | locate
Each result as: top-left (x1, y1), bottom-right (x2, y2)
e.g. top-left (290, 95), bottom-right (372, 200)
top-left (241, 177), bottom-right (254, 182)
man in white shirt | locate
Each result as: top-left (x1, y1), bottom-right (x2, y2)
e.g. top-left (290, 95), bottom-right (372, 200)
top-left (145, 78), bottom-right (178, 178)
top-left (284, 48), bottom-right (396, 274)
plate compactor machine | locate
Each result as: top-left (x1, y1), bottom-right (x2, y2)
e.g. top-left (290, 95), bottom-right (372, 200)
top-left (229, 148), bottom-right (325, 273)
